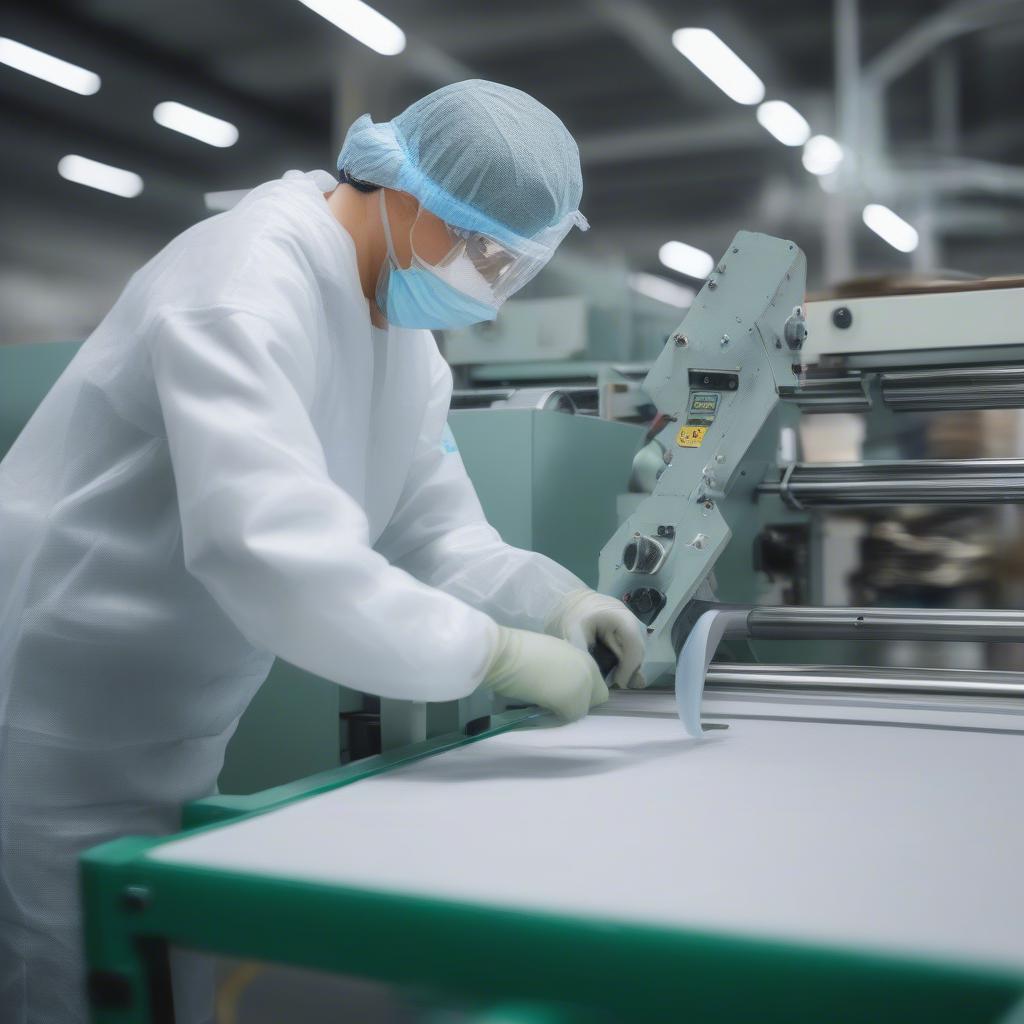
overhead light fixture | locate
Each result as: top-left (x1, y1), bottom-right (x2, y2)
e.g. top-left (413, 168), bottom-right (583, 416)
top-left (205, 188), bottom-right (251, 212)
top-left (659, 240), bottom-right (715, 280)
top-left (671, 28), bottom-right (764, 105)
top-left (295, 0), bottom-right (405, 55)
top-left (802, 134), bottom-right (843, 176)
top-left (58, 155), bottom-right (143, 198)
top-left (0, 37), bottom-right (100, 95)
top-left (629, 272), bottom-right (695, 309)
top-left (756, 100), bottom-right (810, 147)
top-left (862, 203), bottom-right (919, 253)
top-left (154, 101), bottom-right (239, 148)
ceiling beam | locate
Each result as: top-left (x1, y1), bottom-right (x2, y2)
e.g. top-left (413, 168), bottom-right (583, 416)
top-left (586, 0), bottom-right (717, 107)
top-left (578, 112), bottom-right (769, 166)
top-left (407, 9), bottom-right (594, 55)
top-left (865, 0), bottom-right (1024, 87)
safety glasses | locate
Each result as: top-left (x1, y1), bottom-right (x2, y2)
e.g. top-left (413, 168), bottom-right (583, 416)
top-left (403, 203), bottom-right (584, 307)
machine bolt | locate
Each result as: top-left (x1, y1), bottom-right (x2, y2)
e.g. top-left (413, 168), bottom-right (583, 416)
top-left (784, 306), bottom-right (808, 350)
top-left (717, 263), bottom-right (726, 274)
top-left (121, 886), bottom-right (151, 912)
top-left (662, 448), bottom-right (673, 465)
top-left (732, 247), bottom-right (739, 253)
top-left (689, 532), bottom-right (709, 550)
top-left (673, 333), bottom-right (689, 347)
top-left (703, 500), bottom-right (714, 511)
top-left (714, 453), bottom-right (726, 463)
top-left (707, 279), bottom-right (718, 290)
top-left (832, 306), bottom-right (853, 329)
top-left (720, 334), bottom-right (730, 347)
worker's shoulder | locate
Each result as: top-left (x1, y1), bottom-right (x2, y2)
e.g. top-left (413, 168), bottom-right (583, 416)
top-left (138, 176), bottom-right (349, 326)
top-left (197, 175), bottom-right (343, 284)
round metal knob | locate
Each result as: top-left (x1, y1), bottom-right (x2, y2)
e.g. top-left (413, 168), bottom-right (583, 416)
top-left (832, 306), bottom-right (853, 329)
top-left (784, 306), bottom-right (808, 351)
top-left (622, 533), bottom-right (667, 574)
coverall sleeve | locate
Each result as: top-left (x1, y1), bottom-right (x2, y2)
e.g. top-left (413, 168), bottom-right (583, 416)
top-left (149, 307), bottom-right (498, 701)
top-left (375, 350), bottom-right (586, 632)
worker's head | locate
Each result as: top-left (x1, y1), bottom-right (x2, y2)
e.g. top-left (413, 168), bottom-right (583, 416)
top-left (336, 79), bottom-right (588, 330)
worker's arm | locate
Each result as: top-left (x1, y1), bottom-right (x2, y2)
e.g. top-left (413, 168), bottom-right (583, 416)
top-left (149, 307), bottom-right (499, 702)
top-left (374, 345), bottom-right (586, 633)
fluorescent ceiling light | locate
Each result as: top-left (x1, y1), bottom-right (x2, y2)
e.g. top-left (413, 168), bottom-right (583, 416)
top-left (0, 37), bottom-right (100, 95)
top-left (58, 155), bottom-right (143, 198)
top-left (671, 28), bottom-right (764, 105)
top-left (295, 0), bottom-right (405, 55)
top-left (154, 101), bottom-right (238, 148)
top-left (862, 203), bottom-right (919, 253)
top-left (756, 100), bottom-right (810, 146)
top-left (629, 272), bottom-right (695, 309)
top-left (659, 240), bottom-right (715, 280)
top-left (802, 134), bottom-right (843, 176)
top-left (205, 188), bottom-right (251, 212)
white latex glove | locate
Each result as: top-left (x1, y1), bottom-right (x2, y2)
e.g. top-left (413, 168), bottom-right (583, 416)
top-left (481, 626), bottom-right (609, 722)
top-left (546, 589), bottom-right (647, 690)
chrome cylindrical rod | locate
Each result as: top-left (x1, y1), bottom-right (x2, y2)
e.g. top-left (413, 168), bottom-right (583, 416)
top-left (759, 459), bottom-right (1024, 507)
top-left (705, 662), bottom-right (1024, 699)
top-left (746, 605), bottom-right (1024, 642)
top-left (881, 366), bottom-right (1024, 411)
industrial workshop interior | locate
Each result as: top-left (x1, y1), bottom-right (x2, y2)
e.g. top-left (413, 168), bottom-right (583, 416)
top-left (5, 0), bottom-right (1024, 1022)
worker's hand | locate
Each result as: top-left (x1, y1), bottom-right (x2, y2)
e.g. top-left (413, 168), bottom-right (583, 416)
top-left (546, 589), bottom-right (647, 690)
top-left (481, 626), bottom-right (609, 722)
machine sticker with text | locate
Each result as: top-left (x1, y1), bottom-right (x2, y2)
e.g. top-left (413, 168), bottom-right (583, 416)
top-left (677, 424), bottom-right (708, 448)
top-left (687, 392), bottom-right (720, 419)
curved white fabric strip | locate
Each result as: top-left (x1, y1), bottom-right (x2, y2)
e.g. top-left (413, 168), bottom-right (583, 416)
top-left (675, 608), bottom-right (749, 736)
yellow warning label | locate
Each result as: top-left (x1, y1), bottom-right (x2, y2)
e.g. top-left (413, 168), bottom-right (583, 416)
top-left (676, 424), bottom-right (708, 448)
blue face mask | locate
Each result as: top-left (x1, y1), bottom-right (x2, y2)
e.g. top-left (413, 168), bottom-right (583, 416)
top-left (375, 193), bottom-right (499, 331)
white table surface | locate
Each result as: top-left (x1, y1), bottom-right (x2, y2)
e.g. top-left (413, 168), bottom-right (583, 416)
top-left (153, 690), bottom-right (1024, 972)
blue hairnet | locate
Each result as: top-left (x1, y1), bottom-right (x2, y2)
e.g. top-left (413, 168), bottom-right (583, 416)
top-left (337, 80), bottom-right (588, 257)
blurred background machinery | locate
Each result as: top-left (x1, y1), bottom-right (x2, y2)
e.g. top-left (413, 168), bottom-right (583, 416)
top-left (10, 6), bottom-right (1024, 1020)
top-left (7, 1), bottom-right (1024, 769)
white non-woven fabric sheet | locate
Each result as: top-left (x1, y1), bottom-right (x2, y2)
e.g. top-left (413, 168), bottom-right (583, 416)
top-left (153, 694), bottom-right (1024, 971)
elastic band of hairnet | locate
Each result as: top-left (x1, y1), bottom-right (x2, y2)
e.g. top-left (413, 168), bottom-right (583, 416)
top-left (397, 162), bottom-right (585, 259)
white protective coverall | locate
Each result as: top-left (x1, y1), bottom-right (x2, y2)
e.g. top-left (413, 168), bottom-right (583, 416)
top-left (0, 169), bottom-right (584, 1022)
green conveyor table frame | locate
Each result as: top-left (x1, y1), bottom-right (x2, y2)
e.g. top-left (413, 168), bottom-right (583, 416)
top-left (82, 708), bottom-right (1024, 1024)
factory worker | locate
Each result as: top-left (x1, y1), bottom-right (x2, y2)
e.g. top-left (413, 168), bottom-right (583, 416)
top-left (0, 79), bottom-right (645, 1023)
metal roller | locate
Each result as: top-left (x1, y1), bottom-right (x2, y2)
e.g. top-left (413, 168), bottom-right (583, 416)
top-left (758, 458), bottom-right (1024, 508)
top-left (705, 662), bottom-right (1024, 699)
top-left (745, 604), bottom-right (1024, 642)
top-left (881, 365), bottom-right (1024, 411)
top-left (451, 386), bottom-right (588, 413)
top-left (778, 376), bottom-right (871, 412)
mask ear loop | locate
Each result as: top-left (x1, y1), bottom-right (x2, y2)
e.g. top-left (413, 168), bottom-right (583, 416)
top-left (379, 190), bottom-right (399, 264)
top-left (375, 191), bottom-right (402, 325)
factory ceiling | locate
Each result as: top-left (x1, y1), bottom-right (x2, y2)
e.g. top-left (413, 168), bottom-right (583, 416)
top-left (3, 0), bottom-right (1024, 342)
